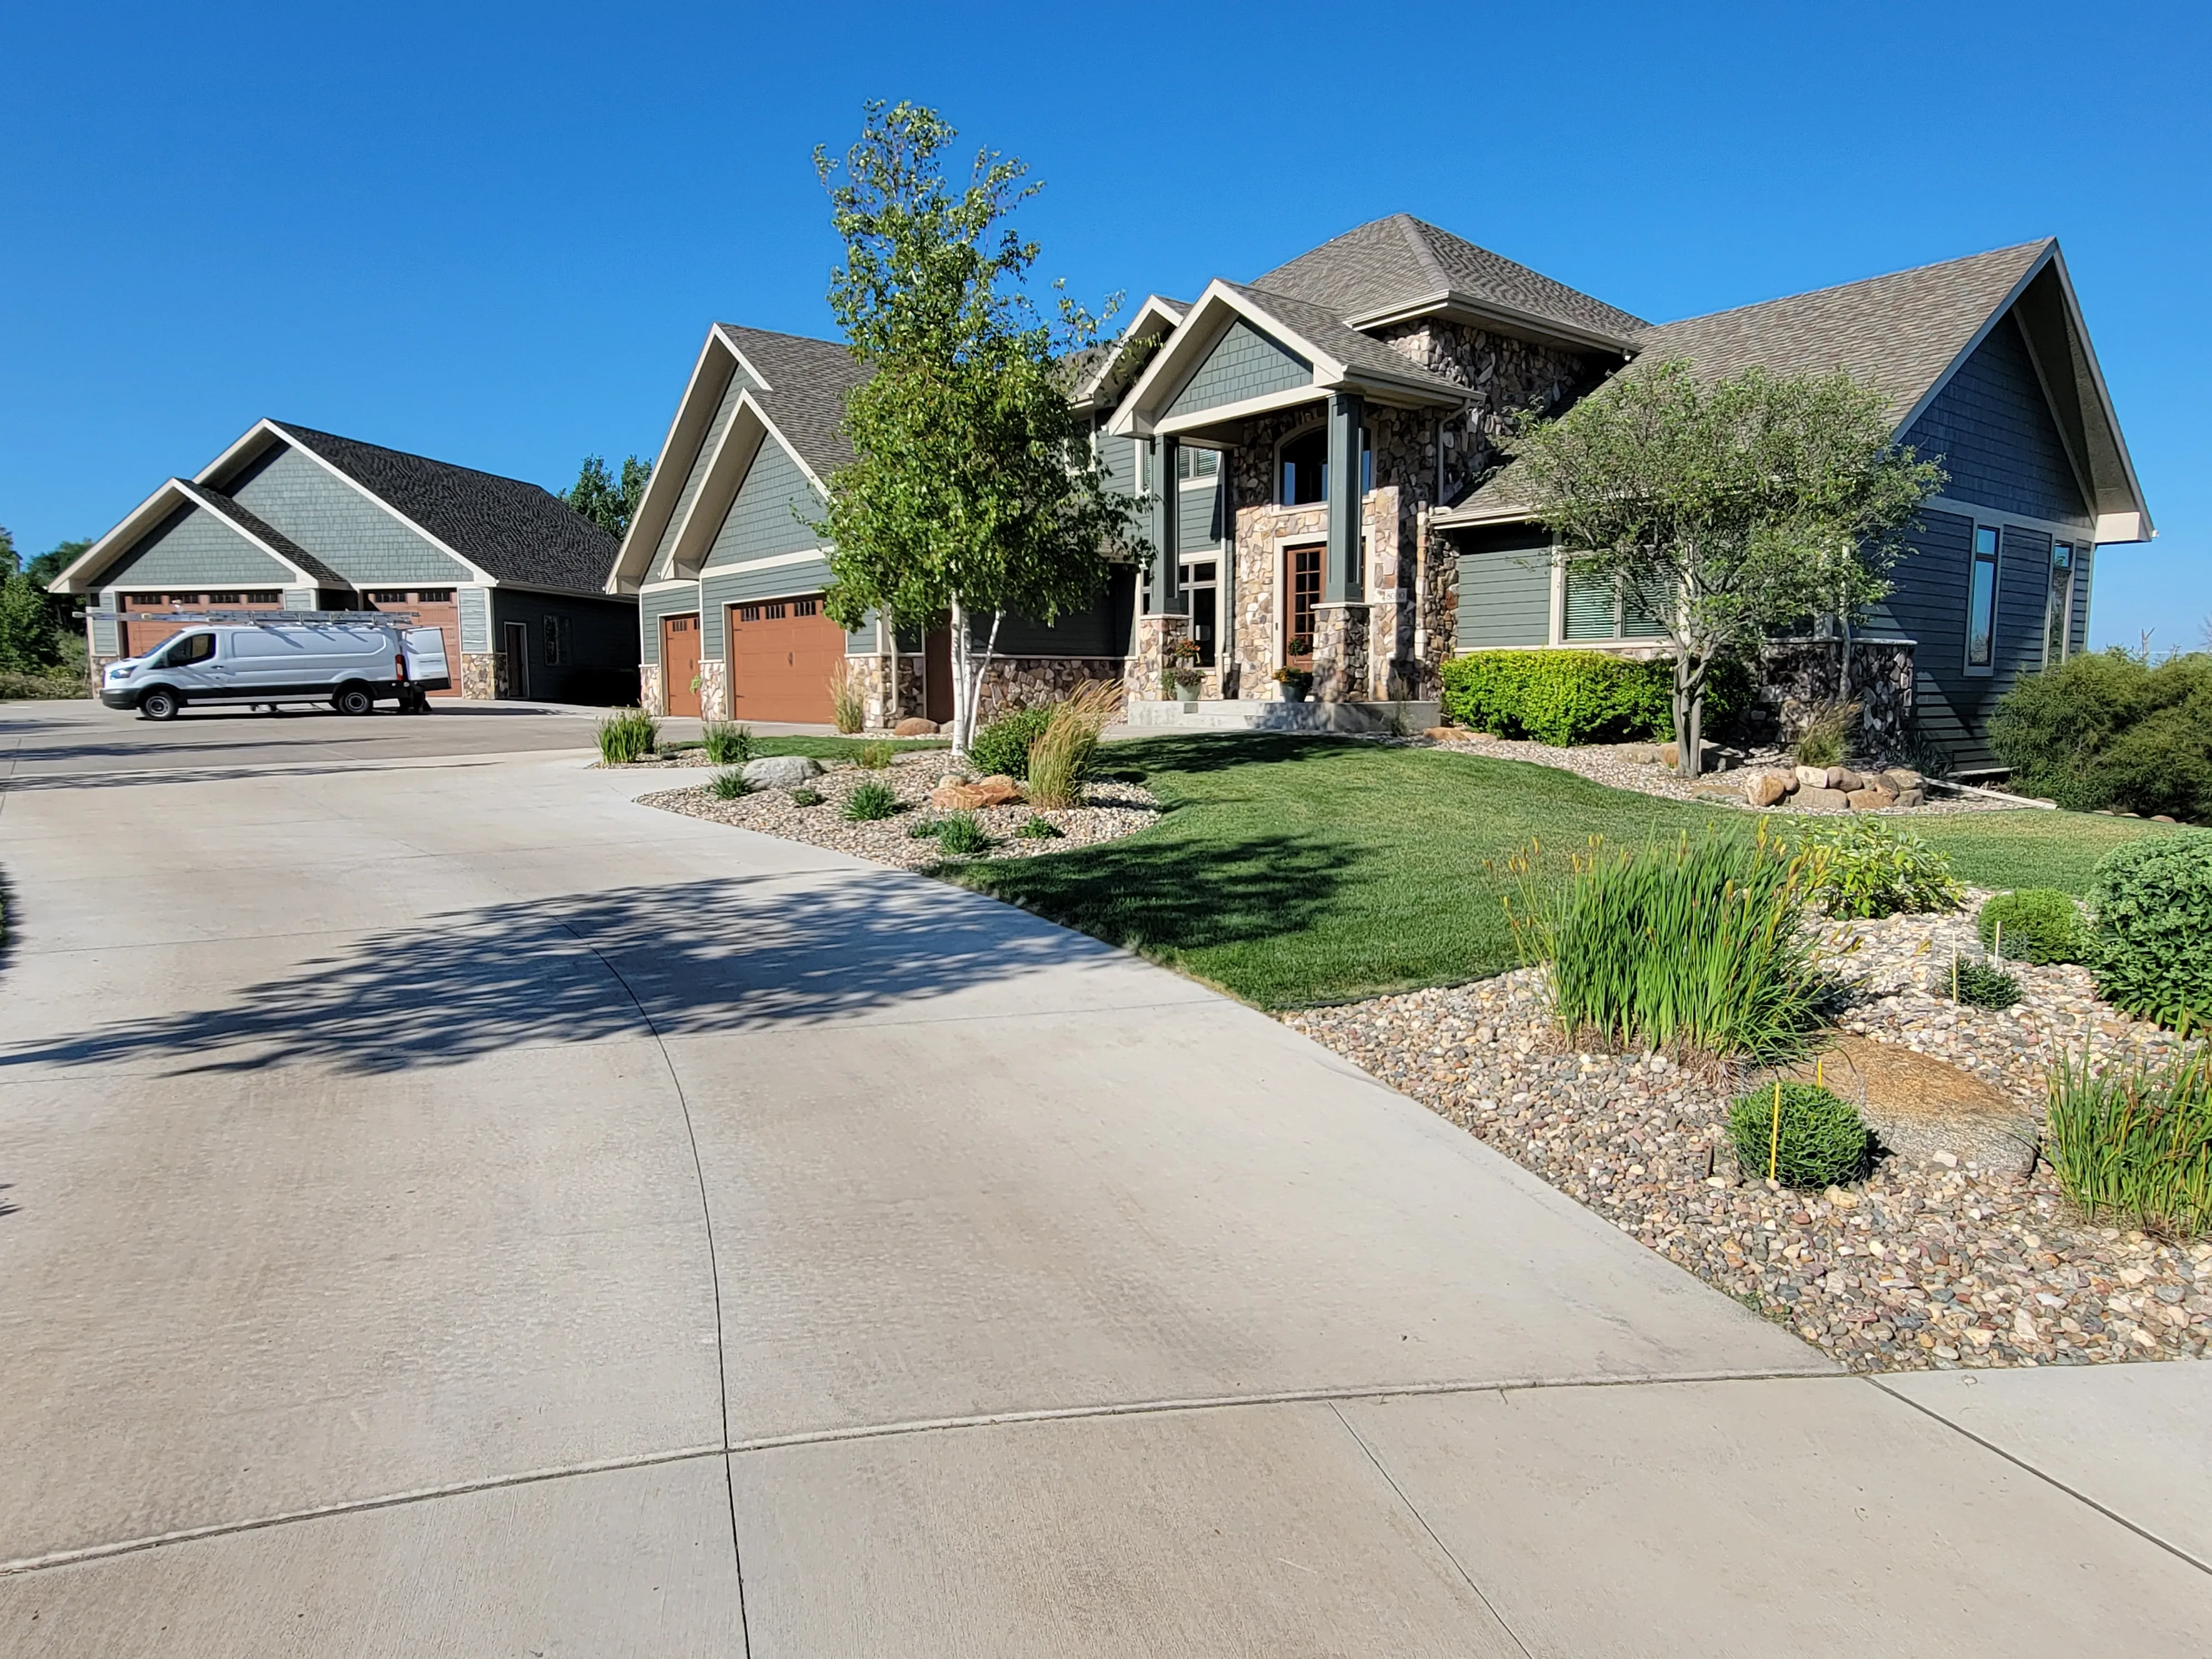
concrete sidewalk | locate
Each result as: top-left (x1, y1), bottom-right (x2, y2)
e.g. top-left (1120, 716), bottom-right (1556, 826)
top-left (0, 702), bottom-right (2205, 1654)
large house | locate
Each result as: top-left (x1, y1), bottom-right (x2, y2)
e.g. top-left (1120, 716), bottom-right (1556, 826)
top-left (612, 216), bottom-right (2151, 769)
top-left (58, 421), bottom-right (639, 703)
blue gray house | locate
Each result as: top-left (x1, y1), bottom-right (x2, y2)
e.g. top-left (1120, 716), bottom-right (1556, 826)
top-left (57, 420), bottom-right (638, 702)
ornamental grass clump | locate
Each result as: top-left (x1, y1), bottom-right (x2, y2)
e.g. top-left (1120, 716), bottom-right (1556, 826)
top-left (1977, 889), bottom-right (2083, 965)
top-left (1026, 681), bottom-right (1122, 810)
top-left (596, 706), bottom-right (658, 765)
top-left (1728, 1081), bottom-right (1872, 1188)
top-left (857, 740), bottom-right (896, 771)
top-left (701, 720), bottom-right (754, 766)
top-left (1503, 826), bottom-right (1830, 1065)
top-left (827, 660), bottom-right (865, 735)
top-left (1798, 818), bottom-right (1964, 919)
top-left (2046, 1039), bottom-right (2212, 1237)
top-left (708, 767), bottom-right (750, 801)
top-left (933, 812), bottom-right (992, 855)
top-left (842, 778), bottom-right (899, 821)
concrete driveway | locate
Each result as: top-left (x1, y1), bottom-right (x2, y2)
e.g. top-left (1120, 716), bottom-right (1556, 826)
top-left (1, 697), bottom-right (2205, 1655)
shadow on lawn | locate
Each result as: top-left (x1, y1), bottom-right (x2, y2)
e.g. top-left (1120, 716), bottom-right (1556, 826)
top-left (1098, 731), bottom-right (1363, 780)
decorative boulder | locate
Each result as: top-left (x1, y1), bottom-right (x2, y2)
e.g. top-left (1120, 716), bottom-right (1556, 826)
top-left (1794, 764), bottom-right (1834, 793)
top-left (741, 755), bottom-right (824, 789)
top-left (1796, 786), bottom-right (1852, 811)
top-left (1618, 743), bottom-right (1662, 765)
top-left (894, 717), bottom-right (940, 737)
top-left (1834, 768), bottom-right (1869, 794)
top-left (1691, 778), bottom-right (1744, 802)
top-left (1745, 770), bottom-right (1792, 808)
top-left (1893, 787), bottom-right (1926, 808)
top-left (1881, 768), bottom-right (1924, 794)
top-left (1845, 787), bottom-right (1899, 812)
top-left (930, 774), bottom-right (1023, 811)
top-left (1423, 726), bottom-right (1460, 742)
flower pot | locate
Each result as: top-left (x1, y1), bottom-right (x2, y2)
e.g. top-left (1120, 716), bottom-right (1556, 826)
top-left (1279, 684), bottom-right (1308, 703)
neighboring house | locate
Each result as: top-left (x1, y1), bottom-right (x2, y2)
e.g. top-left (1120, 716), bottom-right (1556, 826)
top-left (613, 216), bottom-right (2151, 763)
top-left (55, 421), bottom-right (638, 703)
top-left (603, 325), bottom-right (1134, 726)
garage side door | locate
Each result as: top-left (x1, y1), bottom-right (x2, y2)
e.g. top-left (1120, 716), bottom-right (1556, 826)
top-left (728, 596), bottom-right (844, 724)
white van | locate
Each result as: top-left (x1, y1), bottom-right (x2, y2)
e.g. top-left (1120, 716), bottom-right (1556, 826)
top-left (100, 622), bottom-right (451, 719)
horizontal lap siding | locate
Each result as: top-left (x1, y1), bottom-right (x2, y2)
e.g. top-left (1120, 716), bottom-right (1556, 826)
top-left (637, 585), bottom-right (700, 665)
top-left (1166, 320), bottom-right (1312, 419)
top-left (458, 587), bottom-right (492, 654)
top-left (702, 559), bottom-right (835, 658)
top-left (1180, 479), bottom-right (1224, 551)
top-left (1454, 532), bottom-right (1552, 649)
top-left (491, 590), bottom-right (641, 705)
top-left (95, 503), bottom-right (293, 588)
top-left (965, 565), bottom-right (1136, 659)
top-left (1906, 317), bottom-right (2093, 530)
top-left (228, 444), bottom-right (468, 586)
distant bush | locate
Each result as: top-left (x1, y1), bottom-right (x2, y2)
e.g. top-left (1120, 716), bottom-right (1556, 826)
top-left (1440, 649), bottom-right (1747, 747)
top-left (1978, 889), bottom-right (2084, 965)
top-left (1504, 827), bottom-right (1828, 1062)
top-left (701, 721), bottom-right (754, 766)
top-left (1990, 649), bottom-right (2212, 822)
top-left (787, 786), bottom-right (824, 807)
top-left (0, 669), bottom-right (87, 701)
top-left (841, 778), bottom-right (899, 821)
top-left (708, 768), bottom-right (749, 801)
top-left (1947, 956), bottom-right (2022, 1009)
top-left (934, 813), bottom-right (992, 855)
top-left (2089, 832), bottom-right (2212, 1027)
top-left (968, 704), bottom-right (1055, 780)
top-left (857, 740), bottom-right (895, 771)
top-left (1798, 818), bottom-right (1965, 919)
top-left (2046, 1043), bottom-right (2212, 1238)
top-left (1728, 1082), bottom-right (1871, 1189)
top-left (596, 707), bottom-right (658, 764)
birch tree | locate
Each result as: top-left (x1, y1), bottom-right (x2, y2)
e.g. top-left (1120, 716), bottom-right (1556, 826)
top-left (1512, 360), bottom-right (1942, 776)
top-left (815, 101), bottom-right (1144, 752)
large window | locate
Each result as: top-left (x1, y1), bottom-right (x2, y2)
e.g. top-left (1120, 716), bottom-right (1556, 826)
top-left (1277, 426), bottom-right (1373, 506)
top-left (2046, 542), bottom-right (2076, 666)
top-left (1966, 525), bottom-right (2000, 671)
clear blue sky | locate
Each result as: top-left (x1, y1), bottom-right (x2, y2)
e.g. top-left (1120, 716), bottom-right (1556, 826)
top-left (3, 1), bottom-right (2204, 648)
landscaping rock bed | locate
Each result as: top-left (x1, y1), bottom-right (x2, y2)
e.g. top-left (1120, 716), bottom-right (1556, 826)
top-left (639, 753), bottom-right (1159, 870)
top-left (1284, 899), bottom-right (2211, 1375)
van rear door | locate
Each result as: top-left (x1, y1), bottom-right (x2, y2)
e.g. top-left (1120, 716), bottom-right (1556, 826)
top-left (402, 628), bottom-right (451, 691)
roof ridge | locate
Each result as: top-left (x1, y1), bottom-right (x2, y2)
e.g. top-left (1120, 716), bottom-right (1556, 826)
top-left (1392, 213), bottom-right (1454, 294)
top-left (1647, 239), bottom-right (2052, 333)
top-left (272, 421), bottom-right (562, 499)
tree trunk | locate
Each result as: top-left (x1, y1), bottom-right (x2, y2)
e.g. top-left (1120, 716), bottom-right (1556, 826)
top-left (950, 596), bottom-right (971, 755)
top-left (1672, 647), bottom-right (1698, 779)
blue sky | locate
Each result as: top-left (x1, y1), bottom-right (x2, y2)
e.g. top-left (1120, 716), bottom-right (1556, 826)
top-left (3, 1), bottom-right (2204, 648)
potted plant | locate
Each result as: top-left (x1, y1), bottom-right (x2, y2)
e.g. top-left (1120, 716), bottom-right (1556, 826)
top-left (1273, 665), bottom-right (1314, 703)
top-left (1163, 638), bottom-right (1205, 708)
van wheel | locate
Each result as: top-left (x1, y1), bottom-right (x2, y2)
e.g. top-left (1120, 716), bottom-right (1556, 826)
top-left (334, 685), bottom-right (375, 716)
top-left (140, 687), bottom-right (182, 721)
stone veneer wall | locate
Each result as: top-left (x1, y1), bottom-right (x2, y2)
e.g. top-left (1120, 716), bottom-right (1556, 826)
top-left (1227, 492), bottom-right (1406, 702)
top-left (637, 662), bottom-right (664, 715)
top-left (1124, 615), bottom-right (1190, 705)
top-left (462, 653), bottom-right (499, 701)
top-left (978, 655), bottom-right (1126, 721)
top-left (1747, 639), bottom-right (1918, 751)
top-left (846, 653), bottom-right (923, 730)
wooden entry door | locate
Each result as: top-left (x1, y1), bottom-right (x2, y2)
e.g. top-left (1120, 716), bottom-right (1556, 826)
top-left (923, 626), bottom-right (953, 724)
top-left (728, 595), bottom-right (844, 723)
top-left (661, 613), bottom-right (701, 716)
top-left (1284, 543), bottom-right (1322, 665)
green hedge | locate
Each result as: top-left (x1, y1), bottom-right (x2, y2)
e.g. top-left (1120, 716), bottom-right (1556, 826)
top-left (1990, 649), bottom-right (2212, 822)
top-left (2090, 831), bottom-right (2212, 1028)
top-left (1439, 650), bottom-right (1746, 747)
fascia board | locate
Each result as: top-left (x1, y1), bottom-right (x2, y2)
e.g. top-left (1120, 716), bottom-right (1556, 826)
top-left (1154, 385), bottom-right (1328, 437)
top-left (2044, 246), bottom-right (2153, 538)
top-left (1109, 283), bottom-right (1347, 438)
top-left (711, 324), bottom-right (776, 391)
top-left (746, 394), bottom-right (834, 499)
top-left (1345, 290), bottom-right (1640, 356)
top-left (172, 481), bottom-right (336, 591)
top-left (609, 329), bottom-right (738, 591)
top-left (49, 479), bottom-right (194, 593)
top-left (263, 421), bottom-right (498, 587)
top-left (1890, 244), bottom-right (2054, 445)
top-left (1429, 499), bottom-right (1537, 529)
top-left (191, 418), bottom-right (288, 489)
top-left (663, 398), bottom-right (768, 577)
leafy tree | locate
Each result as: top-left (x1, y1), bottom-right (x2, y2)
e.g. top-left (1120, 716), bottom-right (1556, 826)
top-left (562, 454), bottom-right (653, 538)
top-left (1512, 360), bottom-right (1942, 776)
top-left (813, 101), bottom-right (1145, 752)
top-left (0, 528), bottom-right (73, 671)
top-left (26, 537), bottom-right (90, 588)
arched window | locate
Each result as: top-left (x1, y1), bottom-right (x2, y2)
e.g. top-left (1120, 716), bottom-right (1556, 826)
top-left (1276, 422), bottom-right (1374, 506)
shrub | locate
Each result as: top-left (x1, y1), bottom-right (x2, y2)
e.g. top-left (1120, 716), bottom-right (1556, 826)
top-left (1027, 681), bottom-right (1122, 810)
top-left (1504, 827), bottom-right (1829, 1063)
top-left (857, 740), bottom-right (895, 771)
top-left (934, 813), bottom-right (992, 855)
top-left (701, 720), bottom-right (754, 766)
top-left (969, 704), bottom-right (1055, 779)
top-left (0, 668), bottom-right (87, 701)
top-left (1990, 648), bottom-right (2212, 821)
top-left (827, 660), bottom-right (865, 735)
top-left (1015, 814), bottom-right (1063, 840)
top-left (708, 768), bottom-right (750, 801)
top-left (1947, 957), bottom-right (2022, 1009)
top-left (1797, 818), bottom-right (1965, 919)
top-left (787, 786), bottom-right (824, 807)
top-left (1439, 649), bottom-right (1748, 748)
top-left (1791, 700), bottom-right (1859, 769)
top-left (842, 778), bottom-right (899, 821)
top-left (2089, 832), bottom-right (2212, 1027)
top-left (1978, 889), bottom-right (2083, 965)
top-left (2045, 1042), bottom-right (2212, 1237)
top-left (596, 706), bottom-right (658, 764)
top-left (1728, 1082), bottom-right (1872, 1188)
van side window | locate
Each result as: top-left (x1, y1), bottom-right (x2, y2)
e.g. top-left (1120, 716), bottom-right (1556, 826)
top-left (163, 632), bottom-right (217, 667)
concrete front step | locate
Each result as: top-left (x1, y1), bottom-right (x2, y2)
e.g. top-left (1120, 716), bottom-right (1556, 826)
top-left (1126, 698), bottom-right (1441, 734)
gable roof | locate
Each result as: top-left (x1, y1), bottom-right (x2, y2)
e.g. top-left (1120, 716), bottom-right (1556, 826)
top-left (1443, 239), bottom-right (2151, 540)
top-left (711, 324), bottom-right (872, 478)
top-left (48, 472), bottom-right (353, 596)
top-left (181, 482), bottom-right (348, 587)
top-left (266, 422), bottom-right (620, 593)
top-left (1252, 214), bottom-right (1648, 349)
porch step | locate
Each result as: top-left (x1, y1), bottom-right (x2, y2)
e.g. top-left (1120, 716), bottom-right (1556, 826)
top-left (1125, 698), bottom-right (1441, 734)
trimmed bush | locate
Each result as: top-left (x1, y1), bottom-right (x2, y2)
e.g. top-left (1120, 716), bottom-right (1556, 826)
top-left (596, 707), bottom-right (658, 764)
top-left (1505, 827), bottom-right (1829, 1063)
top-left (1728, 1082), bottom-right (1872, 1188)
top-left (708, 767), bottom-right (749, 801)
top-left (1439, 649), bottom-right (1747, 748)
top-left (969, 705), bottom-right (1055, 780)
top-left (1015, 814), bottom-right (1063, 840)
top-left (1978, 889), bottom-right (2083, 965)
top-left (2046, 1043), bottom-right (2212, 1237)
top-left (1798, 818), bottom-right (1965, 919)
top-left (1990, 648), bottom-right (2212, 821)
top-left (1947, 957), bottom-right (2021, 1009)
top-left (701, 720), bottom-right (754, 766)
top-left (787, 786), bottom-right (824, 807)
top-left (2090, 832), bottom-right (2212, 1027)
top-left (842, 779), bottom-right (899, 821)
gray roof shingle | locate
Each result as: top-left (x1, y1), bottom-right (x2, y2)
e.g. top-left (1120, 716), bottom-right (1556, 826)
top-left (713, 324), bottom-right (874, 479)
top-left (273, 423), bottom-right (622, 594)
top-left (1252, 215), bottom-right (1649, 346)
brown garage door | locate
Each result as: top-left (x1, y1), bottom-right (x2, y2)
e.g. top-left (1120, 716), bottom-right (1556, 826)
top-left (362, 589), bottom-right (462, 696)
top-left (118, 589), bottom-right (285, 658)
top-left (728, 596), bottom-right (845, 724)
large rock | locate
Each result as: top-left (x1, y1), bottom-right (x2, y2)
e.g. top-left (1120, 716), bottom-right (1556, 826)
top-left (1880, 768), bottom-right (1924, 794)
top-left (1745, 770), bottom-right (1793, 808)
top-left (1834, 768), bottom-right (1869, 794)
top-left (930, 774), bottom-right (1022, 811)
top-left (894, 717), bottom-right (939, 737)
top-left (1691, 778), bottom-right (1744, 802)
top-left (1795, 786), bottom-right (1851, 811)
top-left (1846, 786), bottom-right (1899, 812)
top-left (1795, 764), bottom-right (1838, 792)
top-left (1893, 787), bottom-right (1926, 808)
top-left (741, 755), bottom-right (824, 789)
top-left (1781, 1037), bottom-right (2037, 1177)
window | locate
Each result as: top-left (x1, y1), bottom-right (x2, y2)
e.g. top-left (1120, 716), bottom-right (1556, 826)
top-left (735, 604), bottom-right (761, 623)
top-left (1966, 525), bottom-right (2000, 671)
top-left (792, 596), bottom-right (821, 617)
top-left (243, 590), bottom-right (280, 604)
top-left (205, 592), bottom-right (241, 604)
top-left (416, 589), bottom-right (453, 604)
top-left (1564, 568), bottom-right (1670, 642)
top-left (1176, 447), bottom-right (1220, 481)
top-left (367, 589), bottom-right (410, 604)
top-left (2046, 544), bottom-right (2075, 666)
top-left (1277, 425), bottom-right (1373, 505)
top-left (542, 615), bottom-right (567, 666)
top-left (160, 632), bottom-right (216, 667)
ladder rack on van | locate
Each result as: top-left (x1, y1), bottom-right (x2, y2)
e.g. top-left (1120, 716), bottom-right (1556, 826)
top-left (87, 610), bottom-right (420, 625)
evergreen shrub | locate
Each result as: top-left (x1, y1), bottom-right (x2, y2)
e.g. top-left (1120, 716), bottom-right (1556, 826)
top-left (2090, 832), bottom-right (2212, 1027)
top-left (1990, 649), bottom-right (2212, 822)
top-left (1728, 1082), bottom-right (1872, 1188)
top-left (1977, 889), bottom-right (2083, 965)
top-left (968, 704), bottom-right (1055, 779)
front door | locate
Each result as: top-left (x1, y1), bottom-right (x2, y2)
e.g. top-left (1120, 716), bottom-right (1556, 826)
top-left (661, 614), bottom-right (700, 717)
top-left (502, 621), bottom-right (529, 700)
top-left (1284, 543), bottom-right (1322, 665)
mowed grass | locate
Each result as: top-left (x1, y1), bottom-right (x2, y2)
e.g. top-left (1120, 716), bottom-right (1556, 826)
top-left (948, 734), bottom-right (2182, 1010)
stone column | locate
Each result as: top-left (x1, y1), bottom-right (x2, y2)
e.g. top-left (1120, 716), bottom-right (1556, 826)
top-left (1310, 602), bottom-right (1370, 703)
top-left (1324, 393), bottom-right (1364, 603)
top-left (1126, 613), bottom-right (1191, 702)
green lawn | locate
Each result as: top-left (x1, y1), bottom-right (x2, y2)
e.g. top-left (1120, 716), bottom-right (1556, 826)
top-left (950, 734), bottom-right (2184, 1010)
